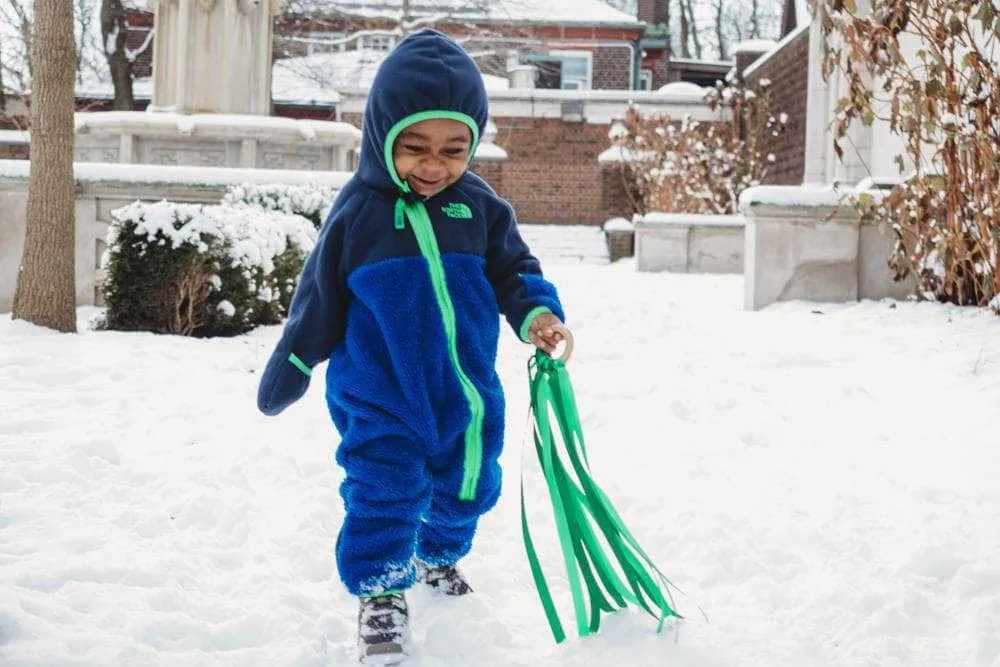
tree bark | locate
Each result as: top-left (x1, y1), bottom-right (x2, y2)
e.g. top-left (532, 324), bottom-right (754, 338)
top-left (12, 0), bottom-right (77, 333)
top-left (0, 34), bottom-right (6, 111)
top-left (682, 0), bottom-right (702, 59)
top-left (714, 0), bottom-right (727, 60)
top-left (101, 0), bottom-right (135, 110)
top-left (678, 0), bottom-right (691, 58)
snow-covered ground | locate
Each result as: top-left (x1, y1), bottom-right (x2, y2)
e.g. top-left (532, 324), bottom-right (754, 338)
top-left (2, 258), bottom-right (999, 666)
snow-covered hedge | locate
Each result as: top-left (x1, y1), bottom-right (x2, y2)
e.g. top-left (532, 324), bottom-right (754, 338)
top-left (609, 76), bottom-right (786, 216)
top-left (100, 201), bottom-right (317, 337)
top-left (222, 182), bottom-right (338, 229)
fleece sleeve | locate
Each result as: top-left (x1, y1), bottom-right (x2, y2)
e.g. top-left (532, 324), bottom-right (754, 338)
top-left (256, 216), bottom-right (349, 416)
top-left (484, 202), bottom-right (565, 342)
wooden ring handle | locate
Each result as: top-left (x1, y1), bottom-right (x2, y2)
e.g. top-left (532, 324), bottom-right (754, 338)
top-left (550, 324), bottom-right (574, 363)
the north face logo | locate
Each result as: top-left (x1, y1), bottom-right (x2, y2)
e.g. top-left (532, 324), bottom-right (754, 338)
top-left (441, 203), bottom-right (473, 219)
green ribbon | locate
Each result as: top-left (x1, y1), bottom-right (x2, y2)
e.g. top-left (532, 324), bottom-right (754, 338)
top-left (521, 350), bottom-right (683, 643)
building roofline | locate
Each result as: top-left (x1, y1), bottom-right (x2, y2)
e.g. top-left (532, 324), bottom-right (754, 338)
top-left (741, 21), bottom-right (810, 80)
top-left (283, 10), bottom-right (642, 30)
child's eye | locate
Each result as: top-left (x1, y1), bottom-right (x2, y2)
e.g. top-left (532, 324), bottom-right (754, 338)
top-left (402, 144), bottom-right (426, 154)
top-left (444, 148), bottom-right (468, 157)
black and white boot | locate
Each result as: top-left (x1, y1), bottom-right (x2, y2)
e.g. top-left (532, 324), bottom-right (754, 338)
top-left (357, 593), bottom-right (409, 665)
top-left (415, 560), bottom-right (473, 596)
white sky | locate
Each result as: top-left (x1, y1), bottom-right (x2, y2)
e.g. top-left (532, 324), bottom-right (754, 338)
top-left (2, 233), bottom-right (999, 666)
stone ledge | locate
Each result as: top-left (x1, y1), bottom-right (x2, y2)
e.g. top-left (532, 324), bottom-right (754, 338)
top-left (0, 160), bottom-right (352, 311)
top-left (635, 212), bottom-right (745, 274)
top-left (743, 185), bottom-right (915, 310)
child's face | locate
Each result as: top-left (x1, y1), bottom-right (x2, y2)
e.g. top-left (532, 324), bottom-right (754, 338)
top-left (392, 118), bottom-right (472, 196)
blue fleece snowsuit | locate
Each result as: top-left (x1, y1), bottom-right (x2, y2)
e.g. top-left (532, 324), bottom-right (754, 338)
top-left (257, 29), bottom-right (564, 597)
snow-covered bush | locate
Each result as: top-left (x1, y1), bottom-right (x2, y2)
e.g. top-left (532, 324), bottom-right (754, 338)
top-left (609, 77), bottom-right (786, 216)
top-left (814, 0), bottom-right (999, 308)
top-left (222, 182), bottom-right (339, 229)
top-left (101, 201), bottom-right (317, 337)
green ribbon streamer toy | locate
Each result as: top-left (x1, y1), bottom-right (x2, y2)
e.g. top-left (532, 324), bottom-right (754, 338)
top-left (522, 349), bottom-right (683, 643)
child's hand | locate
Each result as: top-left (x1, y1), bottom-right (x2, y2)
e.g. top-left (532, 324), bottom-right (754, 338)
top-left (527, 312), bottom-right (568, 357)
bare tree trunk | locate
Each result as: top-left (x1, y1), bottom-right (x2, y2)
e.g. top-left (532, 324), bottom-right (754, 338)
top-left (402, 0), bottom-right (410, 23)
top-left (0, 34), bottom-right (5, 111)
top-left (750, 0), bottom-right (761, 38)
top-left (678, 0), bottom-right (691, 58)
top-left (12, 0), bottom-right (77, 333)
top-left (683, 0), bottom-right (702, 60)
top-left (101, 0), bottom-right (135, 110)
top-left (714, 0), bottom-right (727, 60)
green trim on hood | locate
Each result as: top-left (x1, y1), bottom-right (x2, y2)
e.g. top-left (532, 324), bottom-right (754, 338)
top-left (383, 111), bottom-right (481, 194)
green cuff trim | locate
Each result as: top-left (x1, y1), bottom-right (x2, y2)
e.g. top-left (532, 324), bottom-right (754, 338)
top-left (520, 306), bottom-right (553, 343)
top-left (288, 353), bottom-right (312, 377)
top-left (363, 589), bottom-right (404, 599)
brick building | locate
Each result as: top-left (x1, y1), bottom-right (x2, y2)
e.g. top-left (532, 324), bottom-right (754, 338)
top-left (4, 1), bottom-right (815, 224)
top-left (100, 0), bottom-right (736, 226)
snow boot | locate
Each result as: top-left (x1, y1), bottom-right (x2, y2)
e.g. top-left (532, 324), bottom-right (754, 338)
top-left (415, 560), bottom-right (473, 596)
top-left (357, 593), bottom-right (409, 665)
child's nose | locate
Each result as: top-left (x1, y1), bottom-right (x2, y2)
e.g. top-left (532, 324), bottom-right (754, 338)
top-left (422, 156), bottom-right (448, 176)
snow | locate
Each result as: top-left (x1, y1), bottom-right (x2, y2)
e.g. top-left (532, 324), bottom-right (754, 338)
top-left (473, 143), bottom-right (509, 160)
top-left (0, 130), bottom-right (28, 144)
top-left (732, 39), bottom-right (779, 55)
top-left (658, 82), bottom-right (709, 97)
top-left (271, 50), bottom-right (510, 101)
top-left (291, 0), bottom-right (639, 25)
top-left (0, 159), bottom-right (354, 189)
top-left (2, 241), bottom-right (1000, 666)
top-left (75, 111), bottom-right (359, 140)
top-left (638, 212), bottom-right (745, 227)
top-left (602, 217), bottom-right (633, 232)
top-left (739, 183), bottom-right (843, 211)
top-left (597, 145), bottom-right (657, 164)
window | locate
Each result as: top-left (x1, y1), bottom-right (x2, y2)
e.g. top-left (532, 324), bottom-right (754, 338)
top-left (359, 34), bottom-right (396, 52)
top-left (306, 31), bottom-right (346, 56)
top-left (639, 68), bottom-right (654, 91)
top-left (525, 50), bottom-right (593, 90)
top-left (550, 50), bottom-right (592, 90)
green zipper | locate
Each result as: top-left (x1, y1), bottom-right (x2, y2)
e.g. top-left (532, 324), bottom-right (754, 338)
top-left (404, 199), bottom-right (486, 500)
top-left (383, 111), bottom-right (485, 501)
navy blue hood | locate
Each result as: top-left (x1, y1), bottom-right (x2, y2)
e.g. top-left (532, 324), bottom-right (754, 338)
top-left (358, 29), bottom-right (490, 193)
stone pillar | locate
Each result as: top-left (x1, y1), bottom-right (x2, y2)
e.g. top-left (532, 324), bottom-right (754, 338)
top-left (150, 0), bottom-right (286, 115)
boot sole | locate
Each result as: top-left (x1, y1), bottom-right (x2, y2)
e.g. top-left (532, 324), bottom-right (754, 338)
top-left (359, 640), bottom-right (408, 665)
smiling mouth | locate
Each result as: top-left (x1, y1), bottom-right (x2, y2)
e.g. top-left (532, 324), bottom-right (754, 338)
top-left (410, 176), bottom-right (445, 190)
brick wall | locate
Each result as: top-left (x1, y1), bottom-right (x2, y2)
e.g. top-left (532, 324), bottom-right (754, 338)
top-left (490, 117), bottom-right (617, 225)
top-left (593, 46), bottom-right (633, 90)
top-left (638, 0), bottom-right (668, 24)
top-left (743, 28), bottom-right (809, 185)
top-left (470, 160), bottom-right (503, 191)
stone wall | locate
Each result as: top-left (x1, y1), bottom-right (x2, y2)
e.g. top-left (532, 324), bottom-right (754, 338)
top-left (0, 161), bottom-right (352, 311)
top-left (741, 184), bottom-right (916, 310)
top-left (634, 213), bottom-right (745, 273)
